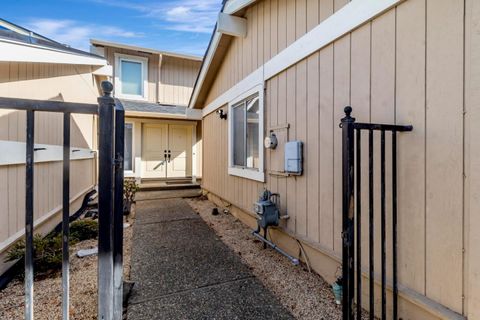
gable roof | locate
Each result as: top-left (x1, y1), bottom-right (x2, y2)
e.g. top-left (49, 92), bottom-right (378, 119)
top-left (188, 0), bottom-right (258, 109)
top-left (0, 18), bottom-right (106, 66)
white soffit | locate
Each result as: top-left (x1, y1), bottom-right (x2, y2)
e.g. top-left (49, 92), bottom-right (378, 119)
top-left (0, 39), bottom-right (107, 66)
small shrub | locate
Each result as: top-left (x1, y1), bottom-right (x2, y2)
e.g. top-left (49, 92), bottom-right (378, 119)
top-left (70, 219), bottom-right (98, 243)
top-left (5, 219), bottom-right (99, 276)
top-left (124, 177), bottom-right (139, 213)
top-left (124, 178), bottom-right (139, 203)
top-left (6, 234), bottom-right (63, 274)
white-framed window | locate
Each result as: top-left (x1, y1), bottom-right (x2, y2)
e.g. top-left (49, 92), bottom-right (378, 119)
top-left (228, 84), bottom-right (264, 182)
top-left (124, 122), bottom-right (134, 173)
top-left (114, 53), bottom-right (148, 101)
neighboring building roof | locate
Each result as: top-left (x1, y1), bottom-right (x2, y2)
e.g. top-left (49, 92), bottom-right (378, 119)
top-left (120, 100), bottom-right (201, 120)
top-left (0, 18), bottom-right (107, 66)
top-left (90, 39), bottom-right (203, 62)
top-left (189, 0), bottom-right (258, 109)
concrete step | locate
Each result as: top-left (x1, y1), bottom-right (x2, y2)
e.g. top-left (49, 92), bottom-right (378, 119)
top-left (139, 181), bottom-right (201, 192)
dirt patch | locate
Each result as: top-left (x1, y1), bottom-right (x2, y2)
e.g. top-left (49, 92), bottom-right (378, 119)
top-left (186, 197), bottom-right (343, 320)
top-left (0, 215), bottom-right (134, 320)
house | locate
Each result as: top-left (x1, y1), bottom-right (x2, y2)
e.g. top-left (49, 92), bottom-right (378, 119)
top-left (0, 19), bottom-right (109, 275)
top-left (190, 0), bottom-right (480, 319)
top-left (90, 40), bottom-right (203, 183)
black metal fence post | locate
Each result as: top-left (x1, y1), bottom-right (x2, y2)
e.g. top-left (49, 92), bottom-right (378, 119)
top-left (97, 81), bottom-right (115, 320)
top-left (62, 112), bottom-right (71, 320)
top-left (25, 110), bottom-right (35, 320)
top-left (341, 107), bottom-right (412, 320)
top-left (113, 102), bottom-right (125, 319)
top-left (341, 106), bottom-right (355, 320)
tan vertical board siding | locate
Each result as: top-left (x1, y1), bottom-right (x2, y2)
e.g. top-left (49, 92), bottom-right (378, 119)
top-left (370, 9), bottom-right (396, 314)
top-left (276, 71), bottom-right (287, 218)
top-left (159, 56), bottom-right (200, 106)
top-left (0, 62), bottom-right (97, 252)
top-left (286, 65), bottom-right (296, 234)
top-left (201, 0), bottom-right (473, 316)
top-left (466, 0), bottom-right (480, 317)
top-left (294, 0), bottom-right (307, 238)
top-left (318, 0), bottom-right (334, 250)
top-left (306, 0), bottom-right (320, 243)
top-left (425, 0), bottom-right (464, 313)
top-left (395, 0), bottom-right (426, 295)
top-left (350, 22), bottom-right (371, 303)
top-left (332, 35), bottom-right (350, 254)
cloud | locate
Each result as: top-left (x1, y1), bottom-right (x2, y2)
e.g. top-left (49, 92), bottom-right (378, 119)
top-left (89, 0), bottom-right (221, 34)
top-left (25, 18), bottom-right (144, 51)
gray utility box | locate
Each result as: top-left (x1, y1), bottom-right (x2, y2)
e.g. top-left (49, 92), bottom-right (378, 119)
top-left (284, 141), bottom-right (303, 175)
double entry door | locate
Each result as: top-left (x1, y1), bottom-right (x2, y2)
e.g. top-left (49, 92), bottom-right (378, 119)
top-left (142, 123), bottom-right (193, 179)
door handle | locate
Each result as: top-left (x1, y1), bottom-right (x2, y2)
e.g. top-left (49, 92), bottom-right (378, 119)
top-left (168, 153), bottom-right (171, 163)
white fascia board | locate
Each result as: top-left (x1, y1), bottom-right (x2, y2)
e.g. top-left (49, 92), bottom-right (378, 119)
top-left (185, 108), bottom-right (203, 120)
top-left (223, 0), bottom-right (258, 14)
top-left (0, 39), bottom-right (107, 66)
top-left (189, 0), bottom-right (257, 109)
top-left (188, 30), bottom-right (222, 109)
top-left (217, 13), bottom-right (247, 37)
top-left (0, 140), bottom-right (95, 166)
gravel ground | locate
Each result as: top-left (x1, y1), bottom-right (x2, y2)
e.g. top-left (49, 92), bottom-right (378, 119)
top-left (0, 214), bottom-right (134, 320)
top-left (186, 197), bottom-right (343, 320)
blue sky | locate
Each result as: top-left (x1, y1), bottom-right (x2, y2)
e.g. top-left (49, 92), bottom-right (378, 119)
top-left (2, 0), bottom-right (223, 56)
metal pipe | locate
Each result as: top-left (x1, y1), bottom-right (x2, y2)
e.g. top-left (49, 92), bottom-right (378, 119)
top-left (252, 231), bottom-right (299, 265)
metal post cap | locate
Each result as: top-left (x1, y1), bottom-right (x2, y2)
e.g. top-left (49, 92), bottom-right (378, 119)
top-left (344, 106), bottom-right (352, 117)
top-left (101, 81), bottom-right (114, 97)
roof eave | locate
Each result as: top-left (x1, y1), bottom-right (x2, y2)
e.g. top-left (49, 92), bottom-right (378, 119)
top-left (90, 39), bottom-right (203, 62)
top-left (0, 38), bottom-right (107, 66)
top-left (188, 0), bottom-right (259, 109)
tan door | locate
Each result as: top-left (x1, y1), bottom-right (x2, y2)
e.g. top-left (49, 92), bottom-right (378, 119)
top-left (167, 125), bottom-right (192, 178)
top-left (142, 124), bottom-right (168, 179)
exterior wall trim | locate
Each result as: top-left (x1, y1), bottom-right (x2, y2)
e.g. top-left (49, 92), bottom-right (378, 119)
top-left (0, 140), bottom-right (94, 166)
top-left (198, 0), bottom-right (405, 116)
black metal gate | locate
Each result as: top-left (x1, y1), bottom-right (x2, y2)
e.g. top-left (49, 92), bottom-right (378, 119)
top-left (0, 81), bottom-right (125, 320)
top-left (340, 106), bottom-right (413, 320)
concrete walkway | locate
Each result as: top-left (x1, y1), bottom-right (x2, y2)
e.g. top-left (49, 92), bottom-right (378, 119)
top-left (127, 194), bottom-right (293, 320)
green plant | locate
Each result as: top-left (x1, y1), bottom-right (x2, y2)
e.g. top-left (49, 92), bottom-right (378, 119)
top-left (5, 219), bottom-right (99, 276)
top-left (70, 219), bottom-right (98, 243)
top-left (124, 177), bottom-right (139, 203)
top-left (6, 234), bottom-right (63, 274)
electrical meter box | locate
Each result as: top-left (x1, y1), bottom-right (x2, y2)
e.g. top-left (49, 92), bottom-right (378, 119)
top-left (284, 141), bottom-right (303, 174)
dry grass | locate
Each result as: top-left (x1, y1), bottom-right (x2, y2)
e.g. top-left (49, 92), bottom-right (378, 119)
top-left (186, 197), bottom-right (344, 320)
top-left (0, 215), bottom-right (134, 320)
